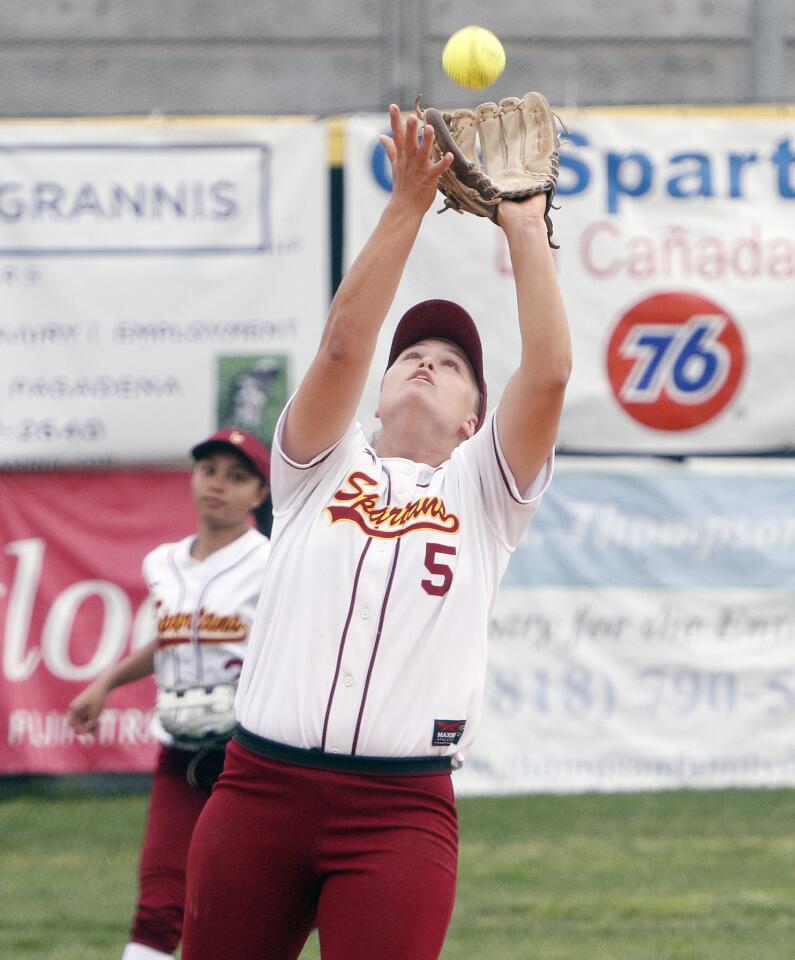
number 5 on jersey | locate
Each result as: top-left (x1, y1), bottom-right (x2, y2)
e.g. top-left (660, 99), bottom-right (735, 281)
top-left (421, 542), bottom-right (456, 596)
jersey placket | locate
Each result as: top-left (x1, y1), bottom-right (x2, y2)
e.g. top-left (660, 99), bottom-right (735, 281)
top-left (189, 573), bottom-right (208, 685)
top-left (165, 547), bottom-right (188, 688)
top-left (188, 542), bottom-right (263, 686)
top-left (321, 465), bottom-right (413, 755)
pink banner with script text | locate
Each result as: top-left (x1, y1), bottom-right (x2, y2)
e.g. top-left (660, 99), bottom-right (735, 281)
top-left (0, 470), bottom-right (195, 773)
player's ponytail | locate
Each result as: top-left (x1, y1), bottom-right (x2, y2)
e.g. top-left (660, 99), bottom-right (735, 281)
top-left (252, 492), bottom-right (273, 537)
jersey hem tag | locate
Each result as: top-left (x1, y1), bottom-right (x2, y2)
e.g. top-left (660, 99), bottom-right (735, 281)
top-left (432, 719), bottom-right (466, 747)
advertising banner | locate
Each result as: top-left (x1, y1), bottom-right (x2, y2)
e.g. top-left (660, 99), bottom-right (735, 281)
top-left (455, 458), bottom-right (795, 795)
top-left (0, 117), bottom-right (328, 466)
top-left (0, 471), bottom-right (195, 773)
top-left (344, 108), bottom-right (794, 455)
top-left (2, 463), bottom-right (793, 790)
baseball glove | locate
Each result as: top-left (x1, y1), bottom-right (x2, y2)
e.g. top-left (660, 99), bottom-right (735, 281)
top-left (416, 91), bottom-right (561, 246)
top-left (157, 683), bottom-right (237, 748)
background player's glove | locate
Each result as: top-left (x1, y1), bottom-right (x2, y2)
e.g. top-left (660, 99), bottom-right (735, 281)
top-left (157, 683), bottom-right (238, 747)
top-left (416, 91), bottom-right (561, 246)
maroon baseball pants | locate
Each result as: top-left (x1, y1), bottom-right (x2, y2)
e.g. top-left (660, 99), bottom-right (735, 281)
top-left (130, 745), bottom-right (225, 954)
top-left (182, 737), bottom-right (459, 960)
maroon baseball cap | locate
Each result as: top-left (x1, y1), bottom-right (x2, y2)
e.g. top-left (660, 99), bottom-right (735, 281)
top-left (387, 299), bottom-right (487, 430)
top-left (191, 428), bottom-right (270, 483)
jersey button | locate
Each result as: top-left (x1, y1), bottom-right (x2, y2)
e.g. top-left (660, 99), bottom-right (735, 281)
top-left (361, 608), bottom-right (370, 620)
top-left (343, 674), bottom-right (354, 687)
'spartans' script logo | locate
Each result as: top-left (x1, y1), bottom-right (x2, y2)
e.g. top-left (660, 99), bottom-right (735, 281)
top-left (326, 471), bottom-right (459, 539)
top-left (155, 603), bottom-right (248, 647)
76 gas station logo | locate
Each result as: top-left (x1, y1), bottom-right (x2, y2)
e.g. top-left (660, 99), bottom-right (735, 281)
top-left (606, 292), bottom-right (745, 431)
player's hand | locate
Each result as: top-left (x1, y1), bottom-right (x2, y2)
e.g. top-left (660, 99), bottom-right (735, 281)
top-left (379, 104), bottom-right (453, 216)
top-left (67, 681), bottom-right (109, 734)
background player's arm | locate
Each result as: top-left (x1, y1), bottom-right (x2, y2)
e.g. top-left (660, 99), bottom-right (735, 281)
top-left (67, 639), bottom-right (158, 735)
top-left (281, 106), bottom-right (453, 464)
top-left (495, 196), bottom-right (572, 491)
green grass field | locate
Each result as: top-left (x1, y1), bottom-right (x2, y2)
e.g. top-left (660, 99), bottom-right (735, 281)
top-left (2, 786), bottom-right (794, 959)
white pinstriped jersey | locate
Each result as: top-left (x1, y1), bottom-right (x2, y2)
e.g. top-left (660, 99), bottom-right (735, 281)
top-left (236, 404), bottom-right (552, 766)
top-left (143, 528), bottom-right (270, 746)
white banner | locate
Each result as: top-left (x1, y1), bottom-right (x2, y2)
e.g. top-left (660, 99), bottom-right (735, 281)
top-left (454, 458), bottom-right (795, 794)
top-left (0, 118), bottom-right (328, 465)
top-left (344, 108), bottom-right (795, 454)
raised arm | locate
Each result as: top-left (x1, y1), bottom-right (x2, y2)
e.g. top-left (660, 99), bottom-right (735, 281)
top-left (495, 195), bottom-right (572, 492)
top-left (281, 106), bottom-right (453, 464)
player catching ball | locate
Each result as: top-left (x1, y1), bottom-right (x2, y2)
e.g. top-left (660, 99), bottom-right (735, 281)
top-left (67, 428), bottom-right (271, 960)
top-left (182, 98), bottom-right (570, 960)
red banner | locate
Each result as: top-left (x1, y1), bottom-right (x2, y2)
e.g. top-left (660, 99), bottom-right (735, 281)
top-left (0, 471), bottom-right (195, 774)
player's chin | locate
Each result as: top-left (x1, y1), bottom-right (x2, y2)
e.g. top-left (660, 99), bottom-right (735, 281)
top-left (401, 380), bottom-right (438, 405)
top-left (396, 390), bottom-right (438, 420)
top-left (382, 384), bottom-right (441, 425)
top-left (199, 507), bottom-right (235, 528)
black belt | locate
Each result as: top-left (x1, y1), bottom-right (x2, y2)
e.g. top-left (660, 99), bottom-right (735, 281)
top-left (235, 726), bottom-right (453, 775)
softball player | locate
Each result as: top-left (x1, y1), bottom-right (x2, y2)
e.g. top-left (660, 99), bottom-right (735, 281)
top-left (67, 428), bottom-right (271, 960)
top-left (182, 106), bottom-right (571, 960)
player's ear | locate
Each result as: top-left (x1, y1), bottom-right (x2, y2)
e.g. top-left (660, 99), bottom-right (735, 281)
top-left (253, 484), bottom-right (269, 510)
top-left (375, 369), bottom-right (390, 421)
top-left (460, 414), bottom-right (477, 440)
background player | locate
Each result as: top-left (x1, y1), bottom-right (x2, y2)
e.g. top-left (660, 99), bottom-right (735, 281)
top-left (181, 104), bottom-right (571, 960)
top-left (67, 428), bottom-right (271, 960)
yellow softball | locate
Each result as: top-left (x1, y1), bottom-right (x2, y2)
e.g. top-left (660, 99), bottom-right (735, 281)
top-left (442, 26), bottom-right (506, 91)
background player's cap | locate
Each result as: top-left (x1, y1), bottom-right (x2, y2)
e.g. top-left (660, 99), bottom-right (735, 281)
top-left (191, 428), bottom-right (270, 484)
top-left (387, 299), bottom-right (488, 430)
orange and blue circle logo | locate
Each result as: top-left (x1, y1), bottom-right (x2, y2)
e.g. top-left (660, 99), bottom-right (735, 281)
top-left (371, 133), bottom-right (393, 192)
top-left (606, 292), bottom-right (745, 431)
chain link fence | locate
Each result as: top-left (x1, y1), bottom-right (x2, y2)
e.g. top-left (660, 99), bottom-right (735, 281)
top-left (0, 0), bottom-right (791, 117)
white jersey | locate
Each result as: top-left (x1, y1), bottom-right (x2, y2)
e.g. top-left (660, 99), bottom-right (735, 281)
top-left (143, 528), bottom-right (270, 745)
top-left (236, 404), bottom-right (551, 765)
